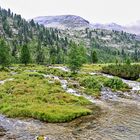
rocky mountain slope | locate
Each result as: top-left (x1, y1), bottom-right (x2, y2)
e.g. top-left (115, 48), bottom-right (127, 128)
top-left (33, 15), bottom-right (140, 35)
top-left (92, 23), bottom-right (126, 32)
top-left (93, 22), bottom-right (140, 35)
top-left (57, 27), bottom-right (140, 62)
top-left (33, 15), bottom-right (140, 61)
top-left (33, 15), bottom-right (91, 29)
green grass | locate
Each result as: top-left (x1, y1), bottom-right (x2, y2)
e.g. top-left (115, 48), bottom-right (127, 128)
top-left (0, 71), bottom-right (13, 81)
top-left (43, 67), bottom-right (72, 77)
top-left (0, 67), bottom-right (92, 122)
top-left (78, 75), bottom-right (102, 97)
top-left (103, 77), bottom-right (130, 91)
top-left (75, 73), bottom-right (130, 97)
top-left (80, 64), bottom-right (105, 73)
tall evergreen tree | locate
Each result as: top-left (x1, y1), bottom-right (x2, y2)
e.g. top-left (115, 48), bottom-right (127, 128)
top-left (56, 47), bottom-right (64, 64)
top-left (30, 19), bottom-right (35, 27)
top-left (91, 50), bottom-right (98, 63)
top-left (133, 49), bottom-right (138, 61)
top-left (49, 45), bottom-right (57, 64)
top-left (20, 44), bottom-right (30, 65)
top-left (0, 38), bottom-right (11, 67)
top-left (36, 41), bottom-right (45, 64)
top-left (67, 42), bottom-right (85, 73)
top-left (78, 43), bottom-right (87, 63)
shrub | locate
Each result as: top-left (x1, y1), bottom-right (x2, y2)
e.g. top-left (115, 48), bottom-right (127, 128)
top-left (42, 68), bottom-right (71, 77)
top-left (27, 72), bottom-right (44, 79)
top-left (102, 64), bottom-right (140, 80)
top-left (80, 76), bottom-right (102, 90)
top-left (78, 76), bottom-right (102, 97)
top-left (104, 77), bottom-right (129, 90)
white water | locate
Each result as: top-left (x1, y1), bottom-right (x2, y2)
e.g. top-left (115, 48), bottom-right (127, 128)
top-left (46, 66), bottom-right (140, 91)
top-left (90, 72), bottom-right (140, 91)
top-left (122, 79), bottom-right (140, 91)
top-left (49, 66), bottom-right (70, 72)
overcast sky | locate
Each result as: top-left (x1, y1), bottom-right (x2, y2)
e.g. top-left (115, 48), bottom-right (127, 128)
top-left (0, 0), bottom-right (140, 25)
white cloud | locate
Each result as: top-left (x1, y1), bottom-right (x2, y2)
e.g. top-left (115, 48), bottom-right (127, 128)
top-left (0, 0), bottom-right (140, 25)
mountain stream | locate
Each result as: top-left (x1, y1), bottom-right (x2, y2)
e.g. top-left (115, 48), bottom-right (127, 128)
top-left (0, 70), bottom-right (140, 140)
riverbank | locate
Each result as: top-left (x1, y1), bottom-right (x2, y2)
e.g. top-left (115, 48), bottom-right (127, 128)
top-left (1, 94), bottom-right (140, 140)
top-left (0, 64), bottom-right (140, 139)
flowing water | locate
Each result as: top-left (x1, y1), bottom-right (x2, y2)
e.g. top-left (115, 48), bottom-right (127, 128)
top-left (0, 72), bottom-right (140, 140)
top-left (101, 73), bottom-right (140, 91)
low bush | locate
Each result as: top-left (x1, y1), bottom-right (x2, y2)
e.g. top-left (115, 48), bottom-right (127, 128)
top-left (80, 76), bottom-right (102, 90)
top-left (102, 64), bottom-right (140, 80)
top-left (78, 76), bottom-right (102, 97)
top-left (44, 68), bottom-right (71, 78)
top-left (104, 77), bottom-right (129, 91)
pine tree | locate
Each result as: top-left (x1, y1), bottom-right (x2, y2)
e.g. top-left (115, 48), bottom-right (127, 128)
top-left (134, 49), bottom-right (138, 61)
top-left (56, 47), bottom-right (64, 64)
top-left (20, 44), bottom-right (30, 65)
top-left (78, 43), bottom-right (87, 63)
top-left (0, 38), bottom-right (11, 67)
top-left (49, 45), bottom-right (57, 64)
top-left (91, 50), bottom-right (98, 63)
top-left (36, 41), bottom-right (45, 64)
top-left (30, 19), bottom-right (35, 27)
top-left (67, 42), bottom-right (84, 73)
top-left (125, 57), bottom-right (131, 65)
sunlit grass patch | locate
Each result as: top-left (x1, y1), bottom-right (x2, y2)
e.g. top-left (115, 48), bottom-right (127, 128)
top-left (0, 69), bottom-right (92, 122)
top-left (80, 64), bottom-right (105, 73)
top-left (0, 71), bottom-right (12, 81)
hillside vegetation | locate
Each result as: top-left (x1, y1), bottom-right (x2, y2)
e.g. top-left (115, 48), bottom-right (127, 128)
top-left (59, 28), bottom-right (140, 62)
top-left (0, 7), bottom-right (140, 64)
top-left (0, 7), bottom-right (70, 64)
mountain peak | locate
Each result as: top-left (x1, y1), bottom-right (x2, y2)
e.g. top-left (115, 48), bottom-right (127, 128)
top-left (33, 15), bottom-right (91, 29)
top-left (33, 15), bottom-right (140, 35)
